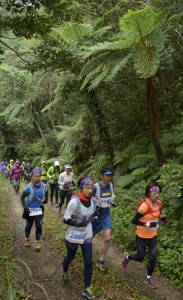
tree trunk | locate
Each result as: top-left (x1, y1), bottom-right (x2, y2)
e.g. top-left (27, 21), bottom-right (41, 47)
top-left (146, 77), bottom-right (164, 166)
top-left (88, 90), bottom-right (114, 164)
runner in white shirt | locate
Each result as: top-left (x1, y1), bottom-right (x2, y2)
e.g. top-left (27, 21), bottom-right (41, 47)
top-left (61, 176), bottom-right (96, 300)
top-left (58, 164), bottom-right (74, 213)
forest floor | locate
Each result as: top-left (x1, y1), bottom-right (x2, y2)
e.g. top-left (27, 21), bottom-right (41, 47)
top-left (7, 182), bottom-right (183, 300)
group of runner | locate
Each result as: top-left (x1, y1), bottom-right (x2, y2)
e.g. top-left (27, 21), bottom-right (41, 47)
top-left (0, 158), bottom-right (169, 300)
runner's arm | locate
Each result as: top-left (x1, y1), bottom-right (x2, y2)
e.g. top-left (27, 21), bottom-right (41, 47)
top-left (131, 212), bottom-right (146, 226)
top-left (43, 188), bottom-right (48, 204)
top-left (20, 191), bottom-right (29, 208)
top-left (63, 218), bottom-right (87, 227)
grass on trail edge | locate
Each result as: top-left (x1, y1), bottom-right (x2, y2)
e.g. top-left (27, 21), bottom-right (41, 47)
top-left (43, 206), bottom-right (150, 300)
top-left (0, 177), bottom-right (14, 299)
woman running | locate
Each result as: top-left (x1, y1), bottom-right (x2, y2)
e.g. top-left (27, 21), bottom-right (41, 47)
top-left (61, 176), bottom-right (96, 300)
top-left (20, 167), bottom-right (48, 250)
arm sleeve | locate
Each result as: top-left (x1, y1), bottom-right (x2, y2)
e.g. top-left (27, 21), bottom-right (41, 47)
top-left (44, 189), bottom-right (48, 202)
top-left (20, 191), bottom-right (29, 208)
top-left (47, 167), bottom-right (52, 178)
top-left (58, 174), bottom-right (64, 186)
top-left (131, 212), bottom-right (146, 226)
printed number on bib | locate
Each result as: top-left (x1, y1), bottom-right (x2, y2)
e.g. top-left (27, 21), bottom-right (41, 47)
top-left (29, 207), bottom-right (42, 216)
top-left (68, 230), bottom-right (86, 244)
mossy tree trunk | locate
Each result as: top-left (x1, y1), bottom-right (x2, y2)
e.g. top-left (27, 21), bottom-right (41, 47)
top-left (146, 77), bottom-right (164, 166)
top-left (88, 90), bottom-right (114, 164)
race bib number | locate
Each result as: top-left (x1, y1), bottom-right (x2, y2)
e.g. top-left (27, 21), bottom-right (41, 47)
top-left (29, 207), bottom-right (42, 216)
top-left (68, 230), bottom-right (86, 244)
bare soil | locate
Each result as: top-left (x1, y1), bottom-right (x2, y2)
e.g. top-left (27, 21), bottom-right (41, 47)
top-left (7, 183), bottom-right (183, 300)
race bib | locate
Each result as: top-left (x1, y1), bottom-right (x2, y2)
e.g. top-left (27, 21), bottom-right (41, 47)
top-left (68, 230), bottom-right (86, 244)
top-left (29, 207), bottom-right (42, 216)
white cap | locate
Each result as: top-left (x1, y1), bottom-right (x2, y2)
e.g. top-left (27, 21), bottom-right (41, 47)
top-left (54, 160), bottom-right (60, 166)
top-left (65, 164), bottom-right (71, 169)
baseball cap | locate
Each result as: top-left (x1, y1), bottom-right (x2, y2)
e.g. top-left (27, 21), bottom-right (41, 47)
top-left (54, 160), bottom-right (60, 166)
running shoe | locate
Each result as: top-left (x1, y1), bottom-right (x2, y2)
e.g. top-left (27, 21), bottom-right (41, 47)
top-left (144, 277), bottom-right (158, 288)
top-left (61, 271), bottom-right (68, 283)
top-left (82, 286), bottom-right (95, 299)
top-left (24, 238), bottom-right (30, 247)
top-left (35, 240), bottom-right (41, 250)
top-left (96, 259), bottom-right (108, 272)
top-left (122, 252), bottom-right (129, 269)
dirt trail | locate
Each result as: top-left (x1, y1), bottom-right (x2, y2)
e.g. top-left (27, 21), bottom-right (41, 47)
top-left (8, 184), bottom-right (183, 300)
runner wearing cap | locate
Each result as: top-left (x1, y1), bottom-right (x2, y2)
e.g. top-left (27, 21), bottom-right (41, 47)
top-left (20, 167), bottom-right (48, 250)
top-left (58, 164), bottom-right (75, 213)
top-left (9, 160), bottom-right (24, 193)
top-left (92, 167), bottom-right (115, 272)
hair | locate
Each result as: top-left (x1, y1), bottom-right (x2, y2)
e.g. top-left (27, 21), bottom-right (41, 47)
top-left (145, 183), bottom-right (161, 197)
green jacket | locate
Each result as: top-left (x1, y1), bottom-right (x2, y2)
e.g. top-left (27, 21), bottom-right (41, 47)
top-left (47, 166), bottom-right (62, 184)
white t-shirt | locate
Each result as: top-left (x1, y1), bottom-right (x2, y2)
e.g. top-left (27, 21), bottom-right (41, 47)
top-left (64, 196), bottom-right (96, 244)
top-left (58, 171), bottom-right (74, 190)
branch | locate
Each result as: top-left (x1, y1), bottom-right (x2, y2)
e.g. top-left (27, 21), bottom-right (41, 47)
top-left (0, 39), bottom-right (32, 67)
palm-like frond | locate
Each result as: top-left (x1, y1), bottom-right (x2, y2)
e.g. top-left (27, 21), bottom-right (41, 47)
top-left (79, 6), bottom-right (170, 89)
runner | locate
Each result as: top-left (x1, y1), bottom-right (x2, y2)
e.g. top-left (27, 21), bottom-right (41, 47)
top-left (47, 160), bottom-right (62, 207)
top-left (61, 176), bottom-right (96, 300)
top-left (0, 161), bottom-right (8, 178)
top-left (20, 167), bottom-right (48, 250)
top-left (40, 160), bottom-right (48, 184)
top-left (7, 159), bottom-right (14, 173)
top-left (92, 167), bottom-right (115, 272)
top-left (122, 183), bottom-right (169, 289)
top-left (10, 160), bottom-right (24, 193)
top-left (58, 164), bottom-right (75, 213)
top-left (24, 161), bottom-right (33, 183)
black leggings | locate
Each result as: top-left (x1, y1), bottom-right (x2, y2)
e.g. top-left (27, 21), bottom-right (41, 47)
top-left (59, 190), bottom-right (72, 208)
top-left (25, 215), bottom-right (43, 240)
top-left (49, 182), bottom-right (59, 204)
top-left (129, 235), bottom-right (158, 276)
top-left (63, 242), bottom-right (92, 288)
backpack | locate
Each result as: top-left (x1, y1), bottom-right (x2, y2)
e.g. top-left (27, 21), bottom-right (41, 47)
top-left (136, 198), bottom-right (162, 215)
top-left (25, 182), bottom-right (46, 203)
top-left (70, 194), bottom-right (96, 222)
top-left (94, 182), bottom-right (114, 202)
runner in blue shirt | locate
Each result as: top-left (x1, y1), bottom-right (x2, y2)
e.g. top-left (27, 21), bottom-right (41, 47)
top-left (92, 167), bottom-right (115, 272)
top-left (20, 167), bottom-right (48, 250)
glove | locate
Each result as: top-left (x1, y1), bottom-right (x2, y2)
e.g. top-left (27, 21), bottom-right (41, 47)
top-left (76, 220), bottom-right (88, 227)
top-left (159, 214), bottom-right (169, 223)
